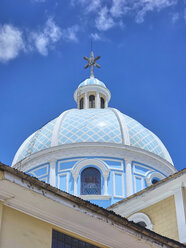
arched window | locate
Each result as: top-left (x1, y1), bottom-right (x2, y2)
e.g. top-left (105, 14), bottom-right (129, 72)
top-left (145, 172), bottom-right (164, 186)
top-left (81, 167), bottom-right (101, 195)
top-left (100, 97), bottom-right (105, 109)
top-left (79, 97), bottom-right (84, 109)
top-left (89, 95), bottom-right (95, 108)
top-left (128, 213), bottom-right (153, 230)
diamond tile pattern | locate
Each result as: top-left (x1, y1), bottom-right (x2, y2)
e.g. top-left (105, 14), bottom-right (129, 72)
top-left (58, 109), bottom-right (122, 144)
top-left (13, 108), bottom-right (172, 165)
top-left (123, 114), bottom-right (166, 160)
top-left (15, 118), bottom-right (57, 163)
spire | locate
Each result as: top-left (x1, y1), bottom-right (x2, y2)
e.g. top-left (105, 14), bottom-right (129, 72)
top-left (83, 48), bottom-right (101, 78)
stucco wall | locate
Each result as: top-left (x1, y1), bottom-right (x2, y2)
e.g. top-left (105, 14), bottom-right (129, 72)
top-left (0, 204), bottom-right (105, 248)
top-left (137, 196), bottom-right (179, 241)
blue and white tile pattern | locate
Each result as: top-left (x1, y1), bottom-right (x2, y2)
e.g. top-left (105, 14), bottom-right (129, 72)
top-left (13, 109), bottom-right (172, 165)
top-left (58, 109), bottom-right (122, 144)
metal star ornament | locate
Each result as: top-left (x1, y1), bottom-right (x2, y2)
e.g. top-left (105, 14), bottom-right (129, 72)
top-left (83, 51), bottom-right (101, 78)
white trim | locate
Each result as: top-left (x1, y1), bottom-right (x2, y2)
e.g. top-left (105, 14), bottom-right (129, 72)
top-left (49, 160), bottom-right (56, 187)
top-left (57, 172), bottom-right (69, 193)
top-left (103, 158), bottom-right (124, 171)
top-left (51, 110), bottom-right (69, 146)
top-left (57, 159), bottom-right (79, 172)
top-left (72, 159), bottom-right (109, 180)
top-left (128, 213), bottom-right (153, 230)
top-left (13, 142), bottom-right (176, 177)
top-left (1, 171), bottom-right (167, 248)
top-left (133, 163), bottom-right (152, 176)
top-left (111, 108), bottom-right (130, 146)
top-left (125, 159), bottom-right (133, 197)
top-left (28, 164), bottom-right (48, 178)
top-left (109, 173), bottom-right (186, 218)
top-left (134, 175), bottom-right (144, 193)
top-left (74, 85), bottom-right (111, 105)
top-left (80, 195), bottom-right (111, 200)
top-left (174, 186), bottom-right (186, 243)
top-left (145, 171), bottom-right (165, 187)
top-left (71, 158), bottom-right (110, 196)
top-left (113, 172), bottom-right (124, 198)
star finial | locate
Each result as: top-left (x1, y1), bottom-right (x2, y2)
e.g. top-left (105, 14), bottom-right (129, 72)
top-left (83, 49), bottom-right (101, 78)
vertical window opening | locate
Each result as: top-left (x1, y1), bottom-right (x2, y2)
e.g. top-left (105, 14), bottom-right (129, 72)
top-left (89, 95), bottom-right (95, 108)
top-left (81, 167), bottom-right (101, 195)
top-left (100, 97), bottom-right (105, 109)
top-left (79, 97), bottom-right (84, 109)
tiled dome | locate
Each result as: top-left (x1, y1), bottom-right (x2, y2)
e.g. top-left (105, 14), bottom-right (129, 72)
top-left (78, 78), bottom-right (106, 88)
top-left (12, 108), bottom-right (173, 165)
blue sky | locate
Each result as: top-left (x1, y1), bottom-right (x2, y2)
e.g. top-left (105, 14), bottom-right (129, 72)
top-left (0, 0), bottom-right (185, 171)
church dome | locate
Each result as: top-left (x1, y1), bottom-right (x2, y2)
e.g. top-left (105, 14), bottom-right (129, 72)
top-left (78, 78), bottom-right (106, 88)
top-left (11, 51), bottom-right (176, 209)
top-left (12, 108), bottom-right (173, 165)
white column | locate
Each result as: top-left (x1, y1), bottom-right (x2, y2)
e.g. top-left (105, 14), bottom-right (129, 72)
top-left (174, 186), bottom-right (186, 243)
top-left (0, 202), bottom-right (3, 238)
top-left (96, 92), bottom-right (100, 109)
top-left (103, 173), bottom-right (109, 195)
top-left (49, 160), bottom-right (56, 187)
top-left (74, 176), bottom-right (78, 196)
top-left (85, 92), bottom-right (88, 109)
top-left (105, 99), bottom-right (108, 108)
top-left (125, 159), bottom-right (133, 197)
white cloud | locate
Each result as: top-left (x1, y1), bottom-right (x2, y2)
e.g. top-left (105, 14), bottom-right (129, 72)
top-left (71, 0), bottom-right (101, 12)
top-left (110, 0), bottom-right (177, 23)
top-left (0, 24), bottom-right (25, 62)
top-left (110, 0), bottom-right (130, 18)
top-left (31, 18), bottom-right (62, 56)
top-left (171, 12), bottom-right (179, 23)
top-left (95, 6), bottom-right (115, 31)
top-left (62, 25), bottom-right (79, 42)
top-left (0, 18), bottom-right (81, 62)
top-left (90, 33), bottom-right (101, 41)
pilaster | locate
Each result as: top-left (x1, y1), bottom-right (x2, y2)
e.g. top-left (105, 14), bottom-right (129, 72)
top-left (49, 160), bottom-right (56, 187)
top-left (125, 158), bottom-right (133, 197)
top-left (174, 186), bottom-right (186, 243)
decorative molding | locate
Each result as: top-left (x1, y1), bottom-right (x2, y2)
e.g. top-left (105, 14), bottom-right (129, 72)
top-left (80, 195), bottom-right (111, 200)
top-left (49, 160), bottom-right (56, 187)
top-left (113, 172), bottom-right (125, 198)
top-left (71, 158), bottom-right (110, 196)
top-left (174, 186), bottom-right (186, 243)
top-left (27, 163), bottom-right (49, 178)
top-left (13, 143), bottom-right (176, 177)
top-left (71, 158), bottom-right (110, 180)
top-left (128, 213), bottom-right (153, 230)
top-left (145, 171), bottom-right (165, 187)
top-left (74, 85), bottom-right (111, 105)
top-left (125, 159), bottom-right (133, 197)
top-left (134, 175), bottom-right (144, 193)
top-left (111, 108), bottom-right (130, 146)
top-left (57, 172), bottom-right (69, 193)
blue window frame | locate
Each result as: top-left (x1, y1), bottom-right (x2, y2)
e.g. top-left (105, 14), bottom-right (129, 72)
top-left (52, 230), bottom-right (99, 248)
top-left (81, 167), bottom-right (101, 195)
